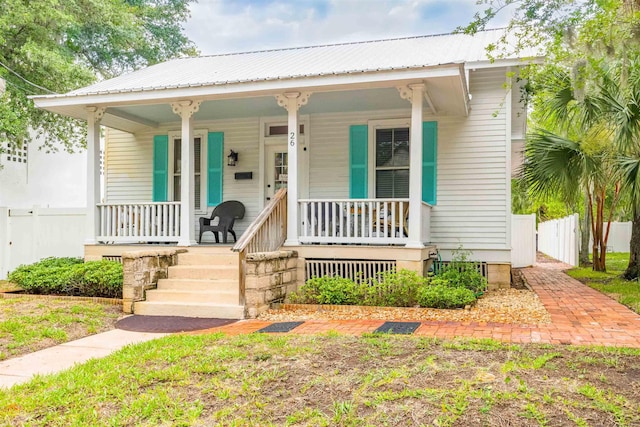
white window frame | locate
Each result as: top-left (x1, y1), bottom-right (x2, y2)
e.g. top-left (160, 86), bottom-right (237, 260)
top-left (367, 118), bottom-right (410, 199)
top-left (168, 129), bottom-right (208, 214)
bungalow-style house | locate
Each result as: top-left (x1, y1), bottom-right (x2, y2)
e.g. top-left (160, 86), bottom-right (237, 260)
top-left (33, 29), bottom-right (531, 318)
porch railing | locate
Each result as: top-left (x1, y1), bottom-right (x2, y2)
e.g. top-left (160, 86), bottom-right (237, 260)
top-left (97, 202), bottom-right (181, 243)
top-left (298, 198), bottom-right (411, 245)
top-left (232, 188), bottom-right (288, 254)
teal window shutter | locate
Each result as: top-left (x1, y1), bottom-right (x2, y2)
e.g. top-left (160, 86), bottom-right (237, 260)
top-left (349, 125), bottom-right (368, 198)
top-left (207, 132), bottom-right (224, 206)
top-left (152, 135), bottom-right (168, 202)
top-left (422, 121), bottom-right (437, 204)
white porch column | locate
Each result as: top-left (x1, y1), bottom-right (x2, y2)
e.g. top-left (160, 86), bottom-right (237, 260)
top-left (171, 100), bottom-right (201, 246)
top-left (276, 91), bottom-right (311, 246)
top-left (85, 106), bottom-right (105, 244)
top-left (399, 84), bottom-right (425, 248)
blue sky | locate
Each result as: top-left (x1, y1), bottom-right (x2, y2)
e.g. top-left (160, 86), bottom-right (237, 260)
top-left (183, 0), bottom-right (508, 55)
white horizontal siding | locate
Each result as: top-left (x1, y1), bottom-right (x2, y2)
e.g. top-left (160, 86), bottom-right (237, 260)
top-left (309, 109), bottom-right (411, 199)
top-left (431, 68), bottom-right (508, 248)
top-left (104, 128), bottom-right (151, 203)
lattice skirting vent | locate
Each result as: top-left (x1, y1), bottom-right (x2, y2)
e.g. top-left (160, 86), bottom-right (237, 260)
top-left (102, 255), bottom-right (123, 263)
top-left (305, 259), bottom-right (396, 282)
top-left (432, 261), bottom-right (488, 278)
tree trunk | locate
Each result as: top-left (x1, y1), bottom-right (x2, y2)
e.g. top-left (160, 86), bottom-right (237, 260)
top-left (623, 210), bottom-right (640, 280)
top-left (592, 192), bottom-right (607, 272)
top-left (579, 193), bottom-right (591, 266)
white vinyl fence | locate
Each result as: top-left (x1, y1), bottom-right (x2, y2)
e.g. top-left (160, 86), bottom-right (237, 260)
top-left (511, 214), bottom-right (537, 268)
top-left (538, 213), bottom-right (580, 266)
top-left (0, 207), bottom-right (86, 279)
top-left (589, 222), bottom-right (632, 253)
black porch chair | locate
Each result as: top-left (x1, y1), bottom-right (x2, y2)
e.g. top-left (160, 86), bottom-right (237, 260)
top-left (198, 200), bottom-right (245, 244)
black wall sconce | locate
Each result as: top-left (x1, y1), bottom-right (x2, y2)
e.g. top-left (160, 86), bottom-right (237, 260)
top-left (227, 149), bottom-right (238, 166)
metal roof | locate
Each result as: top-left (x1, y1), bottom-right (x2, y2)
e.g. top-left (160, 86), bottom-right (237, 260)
top-left (47, 29), bottom-right (530, 99)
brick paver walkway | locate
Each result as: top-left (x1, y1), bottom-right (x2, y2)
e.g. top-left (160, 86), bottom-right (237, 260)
top-left (196, 260), bottom-right (640, 347)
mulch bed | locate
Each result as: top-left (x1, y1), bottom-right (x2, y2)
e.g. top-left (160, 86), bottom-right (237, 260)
top-left (258, 288), bottom-right (552, 325)
top-left (116, 315), bottom-right (237, 333)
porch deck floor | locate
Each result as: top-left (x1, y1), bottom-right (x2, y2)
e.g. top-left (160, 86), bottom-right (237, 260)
top-left (188, 259), bottom-right (640, 347)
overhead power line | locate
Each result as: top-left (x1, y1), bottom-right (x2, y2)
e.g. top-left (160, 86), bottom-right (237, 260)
top-left (0, 60), bottom-right (57, 94)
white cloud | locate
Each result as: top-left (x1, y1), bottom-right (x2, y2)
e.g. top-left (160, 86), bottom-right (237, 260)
top-left (184, 0), bottom-right (500, 55)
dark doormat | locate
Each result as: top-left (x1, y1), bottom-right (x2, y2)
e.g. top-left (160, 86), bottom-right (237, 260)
top-left (116, 315), bottom-right (237, 333)
top-left (374, 321), bottom-right (421, 335)
top-left (256, 321), bottom-right (305, 333)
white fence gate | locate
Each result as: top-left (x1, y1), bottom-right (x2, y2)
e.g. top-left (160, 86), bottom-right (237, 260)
top-left (538, 213), bottom-right (579, 266)
top-left (511, 213), bottom-right (537, 268)
top-left (0, 207), bottom-right (86, 279)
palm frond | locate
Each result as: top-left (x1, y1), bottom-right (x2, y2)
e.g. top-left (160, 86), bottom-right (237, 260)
top-left (524, 129), bottom-right (585, 203)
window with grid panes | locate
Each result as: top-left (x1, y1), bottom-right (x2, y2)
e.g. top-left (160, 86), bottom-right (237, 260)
top-left (375, 128), bottom-right (409, 198)
top-left (172, 137), bottom-right (202, 210)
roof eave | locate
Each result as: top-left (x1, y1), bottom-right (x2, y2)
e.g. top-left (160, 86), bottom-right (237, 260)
top-left (32, 63), bottom-right (472, 111)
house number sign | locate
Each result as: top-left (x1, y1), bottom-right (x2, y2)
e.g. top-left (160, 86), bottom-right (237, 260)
top-left (289, 131), bottom-right (296, 147)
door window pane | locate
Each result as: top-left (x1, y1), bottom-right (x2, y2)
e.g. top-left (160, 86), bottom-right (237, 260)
top-left (274, 152), bottom-right (288, 191)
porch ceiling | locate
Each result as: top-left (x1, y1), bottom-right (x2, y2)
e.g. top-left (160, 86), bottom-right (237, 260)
top-left (40, 75), bottom-right (468, 134)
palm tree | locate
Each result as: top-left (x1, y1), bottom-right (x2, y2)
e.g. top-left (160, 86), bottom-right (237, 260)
top-left (525, 66), bottom-right (624, 271)
top-left (598, 60), bottom-right (640, 278)
top-left (524, 126), bottom-right (620, 271)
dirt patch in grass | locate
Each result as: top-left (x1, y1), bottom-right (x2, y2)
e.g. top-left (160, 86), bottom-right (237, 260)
top-left (0, 298), bottom-right (122, 360)
top-left (0, 281), bottom-right (20, 293)
top-left (259, 288), bottom-right (552, 325)
top-left (1, 334), bottom-right (639, 426)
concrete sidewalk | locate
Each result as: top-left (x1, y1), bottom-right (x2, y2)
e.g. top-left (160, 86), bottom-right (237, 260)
top-left (0, 329), bottom-right (167, 389)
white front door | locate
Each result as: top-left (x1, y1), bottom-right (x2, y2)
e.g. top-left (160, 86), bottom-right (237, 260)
top-left (265, 144), bottom-right (288, 202)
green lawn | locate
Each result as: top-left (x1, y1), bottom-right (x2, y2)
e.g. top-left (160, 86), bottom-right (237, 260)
top-left (1, 333), bottom-right (639, 426)
top-left (566, 252), bottom-right (640, 314)
top-left (0, 298), bottom-right (121, 360)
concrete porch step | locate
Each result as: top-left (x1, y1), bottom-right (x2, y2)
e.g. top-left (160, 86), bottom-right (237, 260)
top-left (133, 301), bottom-right (244, 319)
top-left (177, 252), bottom-right (238, 266)
top-left (168, 265), bottom-right (238, 280)
top-left (145, 289), bottom-right (239, 305)
top-left (157, 278), bottom-right (238, 291)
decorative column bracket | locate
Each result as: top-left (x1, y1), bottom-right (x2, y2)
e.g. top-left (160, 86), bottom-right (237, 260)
top-left (275, 92), bottom-right (312, 112)
top-left (86, 106), bottom-right (106, 123)
top-left (397, 84), bottom-right (437, 115)
top-left (171, 100), bottom-right (201, 118)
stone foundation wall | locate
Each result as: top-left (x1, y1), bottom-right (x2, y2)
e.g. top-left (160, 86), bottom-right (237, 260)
top-left (122, 249), bottom-right (185, 313)
top-left (487, 263), bottom-right (511, 291)
top-left (244, 250), bottom-right (299, 318)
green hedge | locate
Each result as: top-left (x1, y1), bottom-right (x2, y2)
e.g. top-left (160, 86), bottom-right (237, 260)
top-left (8, 257), bottom-right (123, 298)
top-left (289, 270), bottom-right (429, 307)
top-left (289, 250), bottom-right (489, 309)
top-left (417, 284), bottom-right (477, 309)
top-left (289, 268), bottom-right (482, 309)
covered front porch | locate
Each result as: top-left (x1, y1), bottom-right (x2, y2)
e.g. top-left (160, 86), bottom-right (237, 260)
top-left (76, 76), bottom-right (454, 250)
